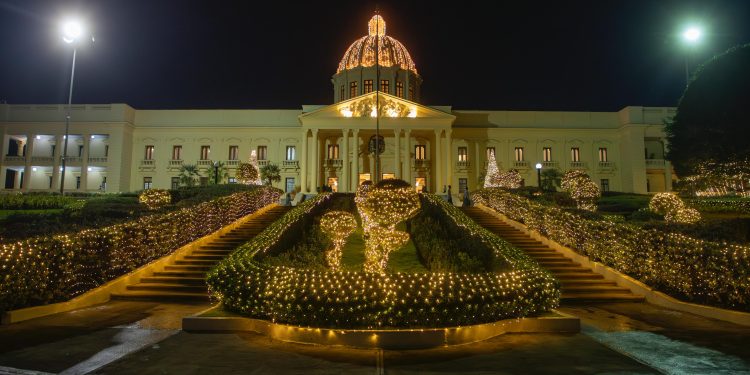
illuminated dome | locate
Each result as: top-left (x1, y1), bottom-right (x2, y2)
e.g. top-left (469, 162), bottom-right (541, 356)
top-left (337, 15), bottom-right (417, 75)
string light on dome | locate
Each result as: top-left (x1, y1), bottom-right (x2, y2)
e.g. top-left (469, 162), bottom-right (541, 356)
top-left (337, 15), bottom-right (417, 74)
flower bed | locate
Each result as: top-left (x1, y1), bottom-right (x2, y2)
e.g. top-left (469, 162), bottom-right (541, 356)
top-left (208, 193), bottom-right (559, 329)
top-left (0, 186), bottom-right (281, 312)
top-left (472, 188), bottom-right (750, 310)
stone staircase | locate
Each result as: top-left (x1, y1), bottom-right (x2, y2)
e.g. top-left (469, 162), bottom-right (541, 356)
top-left (111, 205), bottom-right (291, 302)
top-left (462, 207), bottom-right (644, 304)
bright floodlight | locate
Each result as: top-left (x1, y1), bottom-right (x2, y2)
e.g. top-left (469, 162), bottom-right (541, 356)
top-left (683, 26), bottom-right (702, 43)
top-left (61, 19), bottom-right (84, 43)
top-left (535, 163), bottom-right (543, 169)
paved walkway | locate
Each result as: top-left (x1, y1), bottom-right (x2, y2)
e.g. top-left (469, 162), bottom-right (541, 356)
top-left (1, 300), bottom-right (749, 374)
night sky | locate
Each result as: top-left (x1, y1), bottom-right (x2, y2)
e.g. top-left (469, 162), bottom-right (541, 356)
top-left (1, 0), bottom-right (749, 111)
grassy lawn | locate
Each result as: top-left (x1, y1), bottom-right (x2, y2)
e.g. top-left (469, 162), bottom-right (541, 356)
top-left (341, 225), bottom-right (427, 273)
top-left (597, 193), bottom-right (651, 215)
top-left (0, 209), bottom-right (64, 220)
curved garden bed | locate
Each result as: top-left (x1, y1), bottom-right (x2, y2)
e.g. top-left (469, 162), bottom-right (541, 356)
top-left (208, 191), bottom-right (559, 329)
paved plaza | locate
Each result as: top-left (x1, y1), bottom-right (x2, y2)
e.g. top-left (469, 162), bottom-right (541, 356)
top-left (1, 300), bottom-right (748, 374)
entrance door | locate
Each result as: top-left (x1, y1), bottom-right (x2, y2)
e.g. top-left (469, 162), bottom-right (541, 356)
top-left (285, 177), bottom-right (295, 193)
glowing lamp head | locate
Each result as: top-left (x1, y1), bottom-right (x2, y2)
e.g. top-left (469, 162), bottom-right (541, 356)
top-left (535, 163), bottom-right (543, 170)
top-left (61, 19), bottom-right (84, 44)
top-left (683, 26), bottom-right (702, 43)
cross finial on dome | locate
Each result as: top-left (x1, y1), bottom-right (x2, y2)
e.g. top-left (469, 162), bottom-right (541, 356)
top-left (368, 15), bottom-right (385, 37)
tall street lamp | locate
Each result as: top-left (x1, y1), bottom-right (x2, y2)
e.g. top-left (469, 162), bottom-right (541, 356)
top-left (682, 25), bottom-right (702, 87)
top-left (213, 161), bottom-right (220, 185)
top-left (59, 19), bottom-right (88, 194)
top-left (535, 163), bottom-right (543, 191)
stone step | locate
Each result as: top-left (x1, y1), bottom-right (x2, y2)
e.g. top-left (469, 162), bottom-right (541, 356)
top-left (175, 259), bottom-right (219, 266)
top-left (560, 280), bottom-right (617, 286)
top-left (165, 264), bottom-right (213, 272)
top-left (153, 270), bottom-right (207, 278)
top-left (184, 254), bottom-right (225, 261)
top-left (561, 293), bottom-right (645, 303)
top-left (536, 261), bottom-right (581, 268)
top-left (141, 276), bottom-right (206, 285)
top-left (553, 273), bottom-right (605, 280)
top-left (127, 283), bottom-right (207, 293)
top-left (111, 291), bottom-right (210, 302)
top-left (191, 250), bottom-right (232, 256)
top-left (562, 285), bottom-right (631, 294)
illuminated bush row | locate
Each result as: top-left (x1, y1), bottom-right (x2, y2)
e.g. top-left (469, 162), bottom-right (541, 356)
top-left (0, 186), bottom-right (281, 312)
top-left (472, 188), bottom-right (750, 310)
top-left (686, 198), bottom-right (750, 213)
top-left (208, 193), bottom-right (559, 329)
top-left (0, 194), bottom-right (78, 210)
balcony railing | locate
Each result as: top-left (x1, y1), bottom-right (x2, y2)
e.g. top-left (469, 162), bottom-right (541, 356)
top-left (646, 159), bottom-right (666, 168)
top-left (282, 160), bottom-right (299, 169)
top-left (3, 156), bottom-right (26, 163)
top-left (569, 161), bottom-right (587, 169)
top-left (225, 160), bottom-right (240, 167)
top-left (31, 156), bottom-right (54, 163)
top-left (598, 161), bottom-right (616, 169)
top-left (541, 161), bottom-right (558, 169)
top-left (258, 160), bottom-right (271, 167)
top-left (512, 161), bottom-right (529, 168)
top-left (325, 159), bottom-right (343, 168)
top-left (65, 156), bottom-right (82, 163)
top-left (140, 159), bottom-right (156, 169)
top-left (88, 157), bottom-right (108, 164)
top-left (414, 159), bottom-right (430, 168)
top-left (197, 159), bottom-right (213, 167)
top-left (169, 160), bottom-right (184, 169)
top-left (455, 160), bottom-right (471, 168)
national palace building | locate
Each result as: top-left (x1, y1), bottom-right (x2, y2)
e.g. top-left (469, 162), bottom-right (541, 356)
top-left (1, 15), bottom-right (676, 197)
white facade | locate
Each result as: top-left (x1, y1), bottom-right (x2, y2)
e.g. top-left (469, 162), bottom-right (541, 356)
top-left (0, 15), bottom-right (676, 196)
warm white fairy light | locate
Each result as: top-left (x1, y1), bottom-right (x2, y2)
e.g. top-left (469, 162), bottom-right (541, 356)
top-left (320, 211), bottom-right (357, 270)
top-left (138, 188), bottom-right (171, 210)
top-left (337, 15), bottom-right (417, 74)
top-left (561, 170), bottom-right (600, 211)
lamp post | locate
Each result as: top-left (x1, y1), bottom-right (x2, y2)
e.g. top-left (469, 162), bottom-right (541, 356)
top-left (535, 162), bottom-right (543, 191)
top-left (682, 26), bottom-right (702, 87)
top-left (59, 19), bottom-right (87, 195)
top-left (213, 161), bottom-right (219, 185)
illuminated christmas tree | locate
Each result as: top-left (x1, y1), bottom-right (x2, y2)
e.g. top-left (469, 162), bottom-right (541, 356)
top-left (484, 150), bottom-right (501, 188)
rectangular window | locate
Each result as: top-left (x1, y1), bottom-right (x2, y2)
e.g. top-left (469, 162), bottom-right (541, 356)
top-left (327, 177), bottom-right (339, 192)
top-left (571, 147), bottom-right (580, 162)
top-left (458, 147), bottom-right (468, 162)
top-left (200, 145), bottom-right (210, 160)
top-left (350, 81), bottom-right (358, 98)
top-left (76, 176), bottom-right (81, 189)
top-left (285, 177), bottom-right (295, 193)
top-left (101, 177), bottom-right (107, 191)
top-left (459, 178), bottom-right (468, 194)
top-left (327, 145), bottom-right (339, 159)
top-left (408, 85), bottom-right (414, 101)
top-left (51, 144), bottom-right (56, 157)
top-left (364, 79), bottom-right (373, 94)
top-left (49, 176), bottom-right (53, 189)
top-left (486, 147), bottom-right (496, 159)
top-left (415, 145), bottom-right (426, 160)
top-left (340, 85), bottom-right (345, 101)
top-left (143, 177), bottom-right (153, 190)
top-left (514, 147), bottom-right (524, 161)
top-left (601, 179), bottom-right (610, 192)
top-left (380, 79), bottom-right (389, 93)
top-left (172, 145), bottom-right (182, 160)
top-left (144, 145), bottom-right (154, 160)
top-left (78, 145), bottom-right (84, 157)
top-left (171, 177), bottom-right (180, 190)
top-left (543, 147), bottom-right (552, 162)
top-left (228, 177), bottom-right (237, 184)
top-left (228, 145), bottom-right (239, 160)
top-left (286, 146), bottom-right (296, 160)
top-left (599, 147), bottom-right (608, 162)
top-left (104, 145), bottom-right (109, 157)
top-left (257, 145), bottom-right (267, 160)
top-left (396, 81), bottom-right (404, 97)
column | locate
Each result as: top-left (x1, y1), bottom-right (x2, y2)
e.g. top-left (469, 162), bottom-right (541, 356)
top-left (22, 134), bottom-right (34, 191)
top-left (81, 134), bottom-right (90, 191)
top-left (665, 160), bottom-right (673, 192)
top-left (313, 129), bottom-right (320, 192)
top-left (51, 135), bottom-right (62, 192)
top-left (342, 129), bottom-right (349, 192)
top-left (0, 133), bottom-right (6, 189)
top-left (352, 129), bottom-right (359, 190)
top-left (404, 129), bottom-right (412, 186)
top-left (300, 129), bottom-right (308, 193)
top-left (434, 129), bottom-right (442, 192)
top-left (445, 129), bottom-right (452, 193)
top-left (394, 128), bottom-right (401, 179)
top-left (474, 140), bottom-right (482, 190)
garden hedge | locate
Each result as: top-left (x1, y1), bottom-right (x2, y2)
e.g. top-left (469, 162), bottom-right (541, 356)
top-left (0, 186), bottom-right (281, 312)
top-left (472, 188), bottom-right (750, 310)
top-left (208, 193), bottom-right (559, 329)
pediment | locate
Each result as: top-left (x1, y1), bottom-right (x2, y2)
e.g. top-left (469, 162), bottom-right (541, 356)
top-left (299, 92), bottom-right (455, 126)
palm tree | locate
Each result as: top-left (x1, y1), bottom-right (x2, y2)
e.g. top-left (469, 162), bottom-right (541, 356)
top-left (541, 168), bottom-right (563, 192)
top-left (260, 163), bottom-right (281, 186)
top-left (209, 161), bottom-right (230, 184)
top-left (178, 164), bottom-right (202, 187)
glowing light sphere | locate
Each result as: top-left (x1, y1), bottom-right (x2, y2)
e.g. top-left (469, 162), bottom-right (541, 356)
top-left (61, 19), bottom-right (84, 43)
top-left (683, 26), bottom-right (702, 43)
